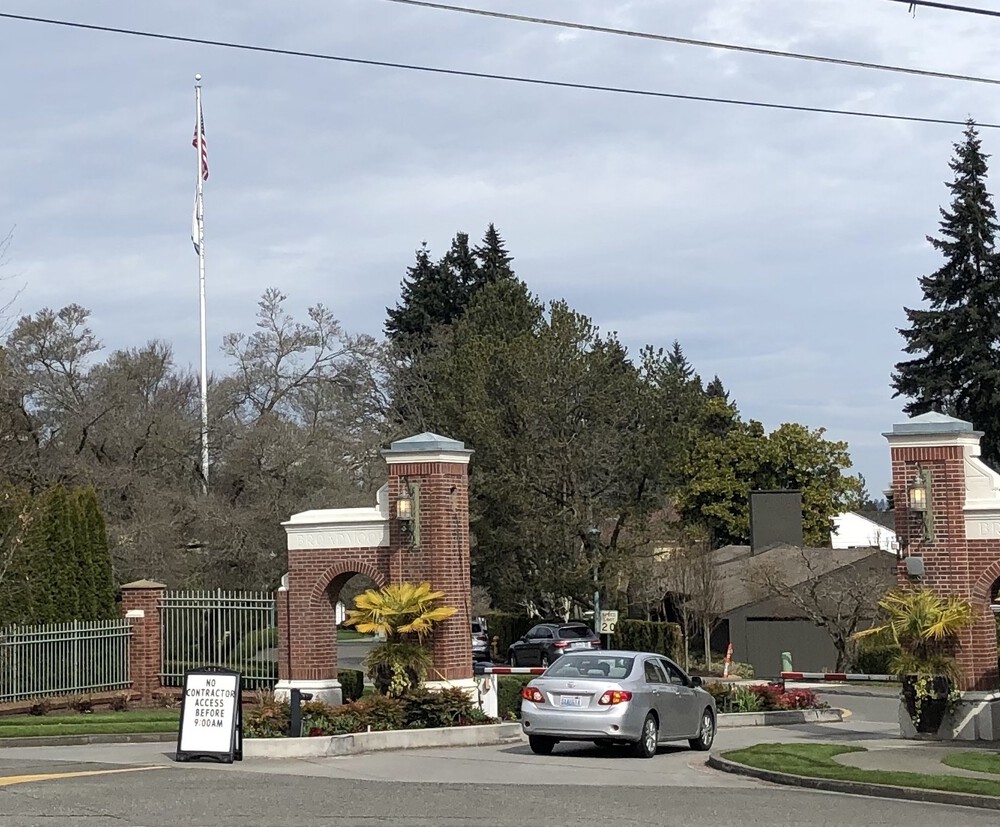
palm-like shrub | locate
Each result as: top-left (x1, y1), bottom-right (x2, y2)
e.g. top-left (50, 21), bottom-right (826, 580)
top-left (853, 587), bottom-right (974, 733)
top-left (853, 588), bottom-right (973, 681)
top-left (343, 582), bottom-right (456, 696)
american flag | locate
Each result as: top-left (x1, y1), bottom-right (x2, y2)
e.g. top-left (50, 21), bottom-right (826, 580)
top-left (192, 111), bottom-right (208, 181)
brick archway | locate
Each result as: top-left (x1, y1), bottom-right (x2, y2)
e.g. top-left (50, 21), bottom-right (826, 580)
top-left (275, 433), bottom-right (475, 704)
top-left (887, 413), bottom-right (1000, 694)
top-left (971, 561), bottom-right (1000, 605)
top-left (309, 560), bottom-right (387, 606)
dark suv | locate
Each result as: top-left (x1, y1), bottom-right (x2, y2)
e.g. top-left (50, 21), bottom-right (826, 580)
top-left (507, 622), bottom-right (600, 667)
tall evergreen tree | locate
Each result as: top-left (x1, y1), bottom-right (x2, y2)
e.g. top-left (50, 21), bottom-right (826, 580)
top-left (44, 485), bottom-right (80, 621)
top-left (384, 243), bottom-right (464, 350)
top-left (472, 223), bottom-right (515, 287)
top-left (705, 375), bottom-right (729, 402)
top-left (76, 486), bottom-right (116, 619)
top-left (440, 232), bottom-right (478, 305)
top-left (892, 119), bottom-right (1000, 465)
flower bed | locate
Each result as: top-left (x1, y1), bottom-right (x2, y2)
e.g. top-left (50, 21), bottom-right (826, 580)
top-left (244, 688), bottom-right (498, 738)
top-left (703, 682), bottom-right (828, 713)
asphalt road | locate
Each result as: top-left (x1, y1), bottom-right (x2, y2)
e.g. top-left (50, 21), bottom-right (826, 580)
top-left (0, 686), bottom-right (922, 827)
top-left (337, 638), bottom-right (376, 672)
top-left (0, 737), bottom-right (992, 827)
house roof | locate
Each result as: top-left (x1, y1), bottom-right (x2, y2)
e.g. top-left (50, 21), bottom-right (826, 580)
top-left (710, 543), bottom-right (889, 615)
top-left (854, 510), bottom-right (896, 531)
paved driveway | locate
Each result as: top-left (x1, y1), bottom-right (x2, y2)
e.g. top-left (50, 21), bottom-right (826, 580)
top-left (3, 695), bottom-right (981, 827)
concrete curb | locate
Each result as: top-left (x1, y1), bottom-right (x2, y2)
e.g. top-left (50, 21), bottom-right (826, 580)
top-left (0, 731), bottom-right (177, 748)
top-left (718, 708), bottom-right (843, 727)
top-left (243, 722), bottom-right (523, 758)
top-left (707, 753), bottom-right (1000, 811)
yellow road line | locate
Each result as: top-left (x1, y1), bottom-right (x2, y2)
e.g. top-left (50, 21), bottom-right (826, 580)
top-left (0, 766), bottom-right (163, 787)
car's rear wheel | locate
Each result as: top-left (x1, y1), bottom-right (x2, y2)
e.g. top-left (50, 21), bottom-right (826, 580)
top-left (540, 653), bottom-right (551, 668)
top-left (509, 650), bottom-right (518, 667)
top-left (528, 735), bottom-right (556, 755)
top-left (632, 713), bottom-right (658, 759)
top-left (688, 707), bottom-right (716, 751)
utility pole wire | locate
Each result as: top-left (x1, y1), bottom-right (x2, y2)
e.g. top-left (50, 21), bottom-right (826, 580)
top-left (0, 11), bottom-right (996, 129)
top-left (380, 0), bottom-right (1000, 88)
top-left (887, 0), bottom-right (1000, 18)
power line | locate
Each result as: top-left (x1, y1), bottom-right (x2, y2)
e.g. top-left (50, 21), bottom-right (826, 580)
top-left (380, 0), bottom-right (1000, 88)
top-left (887, 0), bottom-right (1000, 17)
top-left (0, 10), bottom-right (995, 129)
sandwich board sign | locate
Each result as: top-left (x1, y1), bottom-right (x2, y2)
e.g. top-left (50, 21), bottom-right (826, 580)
top-left (175, 668), bottom-right (243, 763)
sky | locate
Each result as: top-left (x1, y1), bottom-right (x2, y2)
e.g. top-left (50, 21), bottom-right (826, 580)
top-left (2, 0), bottom-right (999, 497)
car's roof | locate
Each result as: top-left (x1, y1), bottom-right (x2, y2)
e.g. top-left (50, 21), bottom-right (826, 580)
top-left (536, 621), bottom-right (591, 627)
top-left (556, 649), bottom-right (675, 660)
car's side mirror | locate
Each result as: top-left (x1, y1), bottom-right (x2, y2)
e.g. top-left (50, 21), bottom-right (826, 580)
top-left (690, 676), bottom-right (703, 688)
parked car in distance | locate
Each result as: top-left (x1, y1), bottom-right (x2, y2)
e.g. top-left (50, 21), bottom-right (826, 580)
top-left (518, 650), bottom-right (717, 758)
top-left (507, 622), bottom-right (599, 667)
top-left (472, 620), bottom-right (491, 662)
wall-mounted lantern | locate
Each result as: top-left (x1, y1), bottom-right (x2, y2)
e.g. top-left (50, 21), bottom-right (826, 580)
top-left (907, 467), bottom-right (934, 544)
top-left (908, 473), bottom-right (928, 512)
top-left (396, 477), bottom-right (421, 548)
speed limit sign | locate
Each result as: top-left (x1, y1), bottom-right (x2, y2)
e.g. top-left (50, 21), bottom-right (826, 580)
top-left (600, 610), bottom-right (619, 635)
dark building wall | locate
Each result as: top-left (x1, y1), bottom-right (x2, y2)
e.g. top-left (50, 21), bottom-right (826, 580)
top-left (727, 599), bottom-right (839, 677)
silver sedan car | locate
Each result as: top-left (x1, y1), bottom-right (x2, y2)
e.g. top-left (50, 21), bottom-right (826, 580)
top-left (519, 650), bottom-right (717, 758)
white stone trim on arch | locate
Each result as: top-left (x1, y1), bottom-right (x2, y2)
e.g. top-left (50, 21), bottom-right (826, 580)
top-left (282, 484), bottom-right (390, 551)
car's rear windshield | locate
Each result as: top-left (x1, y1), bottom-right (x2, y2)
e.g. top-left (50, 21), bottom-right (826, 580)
top-left (558, 626), bottom-right (594, 639)
top-left (544, 655), bottom-right (634, 680)
top-left (471, 623), bottom-right (483, 633)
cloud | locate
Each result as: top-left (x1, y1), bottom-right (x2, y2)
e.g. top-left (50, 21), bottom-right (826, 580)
top-left (3, 0), bottom-right (999, 495)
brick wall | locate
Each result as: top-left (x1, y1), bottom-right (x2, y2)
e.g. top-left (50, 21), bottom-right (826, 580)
top-left (387, 461), bottom-right (473, 681)
top-left (890, 442), bottom-right (1000, 691)
top-left (117, 454), bottom-right (477, 695)
top-left (274, 457), bottom-right (474, 685)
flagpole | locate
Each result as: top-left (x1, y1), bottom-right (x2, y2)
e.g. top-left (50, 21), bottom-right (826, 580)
top-left (195, 74), bottom-right (209, 495)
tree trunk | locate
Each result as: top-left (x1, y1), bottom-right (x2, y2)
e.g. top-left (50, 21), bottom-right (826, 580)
top-left (703, 618), bottom-right (712, 671)
top-left (833, 637), bottom-right (848, 673)
top-left (681, 608), bottom-right (691, 672)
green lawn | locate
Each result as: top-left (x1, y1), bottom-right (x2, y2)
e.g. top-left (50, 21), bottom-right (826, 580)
top-left (723, 743), bottom-right (1000, 798)
top-left (942, 752), bottom-right (1000, 775)
top-left (337, 629), bottom-right (374, 642)
top-left (0, 709), bottom-right (179, 739)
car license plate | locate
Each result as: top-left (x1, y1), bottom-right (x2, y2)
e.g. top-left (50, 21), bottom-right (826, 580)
top-left (568, 642), bottom-right (588, 650)
top-left (560, 695), bottom-right (584, 708)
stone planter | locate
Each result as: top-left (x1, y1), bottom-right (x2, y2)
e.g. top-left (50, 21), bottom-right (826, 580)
top-left (901, 676), bottom-right (951, 734)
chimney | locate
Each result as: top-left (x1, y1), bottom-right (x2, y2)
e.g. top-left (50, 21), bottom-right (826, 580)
top-left (749, 490), bottom-right (804, 552)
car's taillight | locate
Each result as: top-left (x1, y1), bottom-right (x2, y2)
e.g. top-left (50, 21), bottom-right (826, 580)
top-left (553, 640), bottom-right (570, 648)
top-left (598, 690), bottom-right (632, 706)
top-left (520, 686), bottom-right (545, 703)
top-left (590, 640), bottom-right (601, 648)
top-left (476, 634), bottom-right (488, 643)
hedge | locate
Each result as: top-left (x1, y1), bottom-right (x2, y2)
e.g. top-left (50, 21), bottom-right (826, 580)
top-left (0, 484), bottom-right (117, 626)
top-left (497, 675), bottom-right (533, 719)
top-left (483, 613), bottom-right (534, 658)
top-left (339, 669), bottom-right (364, 702)
top-left (852, 640), bottom-right (899, 675)
top-left (611, 619), bottom-right (683, 661)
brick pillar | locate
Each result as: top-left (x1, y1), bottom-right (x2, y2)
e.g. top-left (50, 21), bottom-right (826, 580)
top-left (886, 413), bottom-right (1000, 691)
top-left (383, 433), bottom-right (474, 684)
top-left (120, 580), bottom-right (166, 706)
